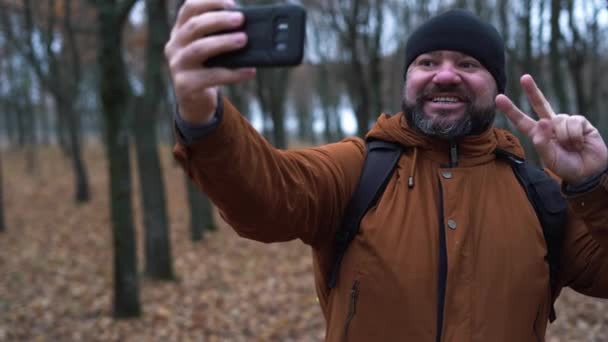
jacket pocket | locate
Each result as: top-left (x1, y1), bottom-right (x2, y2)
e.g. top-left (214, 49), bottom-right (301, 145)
top-left (343, 279), bottom-right (360, 341)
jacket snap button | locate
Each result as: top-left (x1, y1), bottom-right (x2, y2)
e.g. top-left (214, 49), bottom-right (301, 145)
top-left (447, 219), bottom-right (457, 230)
top-left (442, 171), bottom-right (453, 179)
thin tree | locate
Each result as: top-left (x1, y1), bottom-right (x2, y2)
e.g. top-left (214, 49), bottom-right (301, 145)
top-left (255, 68), bottom-right (291, 148)
top-left (89, 0), bottom-right (141, 318)
top-left (132, 0), bottom-right (175, 280)
top-left (313, 0), bottom-right (386, 137)
top-left (510, 0), bottom-right (540, 165)
top-left (0, 150), bottom-right (4, 233)
top-left (185, 177), bottom-right (215, 241)
top-left (172, 0), bottom-right (217, 241)
top-left (549, 0), bottom-right (569, 112)
top-left (237, 0), bottom-right (292, 148)
top-left (0, 0), bottom-right (91, 202)
top-left (308, 9), bottom-right (342, 142)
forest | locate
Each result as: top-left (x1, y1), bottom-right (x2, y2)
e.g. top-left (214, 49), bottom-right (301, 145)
top-left (0, 0), bottom-right (607, 340)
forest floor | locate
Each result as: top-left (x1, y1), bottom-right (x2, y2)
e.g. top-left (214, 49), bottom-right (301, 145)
top-left (0, 145), bottom-right (607, 341)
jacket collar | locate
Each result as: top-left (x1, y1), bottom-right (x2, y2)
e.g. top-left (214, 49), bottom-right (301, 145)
top-left (366, 112), bottom-right (525, 167)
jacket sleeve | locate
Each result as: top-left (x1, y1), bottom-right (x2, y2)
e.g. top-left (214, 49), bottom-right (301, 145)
top-left (172, 97), bottom-right (365, 247)
top-left (559, 173), bottom-right (608, 298)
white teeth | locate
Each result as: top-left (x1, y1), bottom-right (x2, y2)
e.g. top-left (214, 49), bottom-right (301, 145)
top-left (432, 97), bottom-right (459, 103)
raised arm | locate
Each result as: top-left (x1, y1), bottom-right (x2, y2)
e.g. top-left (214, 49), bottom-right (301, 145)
top-left (165, 0), bottom-right (365, 246)
top-left (496, 74), bottom-right (608, 297)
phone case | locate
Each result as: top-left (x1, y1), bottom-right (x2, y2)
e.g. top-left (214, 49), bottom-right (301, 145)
top-left (205, 5), bottom-right (306, 68)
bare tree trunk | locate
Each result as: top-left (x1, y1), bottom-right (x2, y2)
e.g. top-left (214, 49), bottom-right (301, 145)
top-left (0, 150), bottom-right (5, 232)
top-left (173, 0), bottom-right (217, 240)
top-left (185, 176), bottom-right (215, 241)
top-left (498, 0), bottom-right (521, 107)
top-left (368, 0), bottom-right (384, 117)
top-left (565, 0), bottom-right (588, 116)
top-left (224, 84), bottom-right (250, 120)
top-left (0, 0), bottom-right (91, 201)
top-left (255, 68), bottom-right (290, 149)
top-left (321, 0), bottom-right (384, 137)
top-left (292, 69), bottom-right (314, 144)
top-left (93, 0), bottom-right (141, 319)
top-left (307, 10), bottom-right (341, 142)
top-left (55, 111), bottom-right (72, 157)
top-left (588, 8), bottom-right (602, 126)
top-left (58, 98), bottom-right (90, 201)
top-left (133, 0), bottom-right (175, 281)
top-left (550, 0), bottom-right (569, 112)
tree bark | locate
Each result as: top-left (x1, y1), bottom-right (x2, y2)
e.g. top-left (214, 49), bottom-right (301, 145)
top-left (225, 84), bottom-right (250, 120)
top-left (172, 0), bottom-right (216, 241)
top-left (94, 0), bottom-right (141, 319)
top-left (588, 8), bottom-right (602, 125)
top-left (255, 68), bottom-right (290, 149)
top-left (0, 150), bottom-right (5, 233)
top-left (132, 0), bottom-right (175, 281)
top-left (323, 0), bottom-right (384, 137)
top-left (58, 98), bottom-right (90, 201)
top-left (185, 176), bottom-right (215, 241)
top-left (550, 0), bottom-right (569, 112)
top-left (0, 0), bottom-right (91, 201)
top-left (565, 0), bottom-right (589, 116)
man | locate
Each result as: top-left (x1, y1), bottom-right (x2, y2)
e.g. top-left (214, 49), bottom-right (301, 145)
top-left (165, 2), bottom-right (608, 341)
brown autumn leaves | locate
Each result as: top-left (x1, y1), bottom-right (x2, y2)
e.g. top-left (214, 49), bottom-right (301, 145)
top-left (0, 146), bottom-right (606, 341)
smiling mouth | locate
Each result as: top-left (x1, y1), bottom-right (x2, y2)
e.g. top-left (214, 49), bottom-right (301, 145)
top-left (426, 95), bottom-right (467, 103)
top-left (431, 96), bottom-right (460, 103)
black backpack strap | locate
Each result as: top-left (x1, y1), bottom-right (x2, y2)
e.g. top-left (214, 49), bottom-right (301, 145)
top-left (495, 150), bottom-right (568, 322)
top-left (327, 140), bottom-right (403, 289)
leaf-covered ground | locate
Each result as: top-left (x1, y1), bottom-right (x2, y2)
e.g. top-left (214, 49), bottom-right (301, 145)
top-left (0, 146), bottom-right (606, 341)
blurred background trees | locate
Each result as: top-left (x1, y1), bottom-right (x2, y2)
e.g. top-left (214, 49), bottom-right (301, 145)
top-left (1, 0), bottom-right (608, 321)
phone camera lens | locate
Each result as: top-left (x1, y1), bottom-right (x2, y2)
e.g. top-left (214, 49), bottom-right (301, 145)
top-left (277, 22), bottom-right (289, 30)
top-left (275, 42), bottom-right (288, 52)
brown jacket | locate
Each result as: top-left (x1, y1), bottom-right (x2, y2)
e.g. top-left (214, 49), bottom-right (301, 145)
top-left (173, 98), bottom-right (608, 341)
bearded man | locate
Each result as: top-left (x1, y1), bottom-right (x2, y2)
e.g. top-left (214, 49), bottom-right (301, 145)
top-left (165, 3), bottom-right (608, 341)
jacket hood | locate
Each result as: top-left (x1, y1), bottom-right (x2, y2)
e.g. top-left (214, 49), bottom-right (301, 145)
top-left (365, 112), bottom-right (525, 164)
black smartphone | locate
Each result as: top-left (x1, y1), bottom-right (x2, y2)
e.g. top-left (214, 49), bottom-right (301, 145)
top-left (204, 4), bottom-right (306, 68)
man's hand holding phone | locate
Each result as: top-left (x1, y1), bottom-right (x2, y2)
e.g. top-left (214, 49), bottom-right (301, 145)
top-left (165, 0), bottom-right (306, 125)
top-left (165, 0), bottom-right (256, 125)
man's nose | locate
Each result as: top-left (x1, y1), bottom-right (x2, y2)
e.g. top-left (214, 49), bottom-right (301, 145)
top-left (432, 65), bottom-right (462, 85)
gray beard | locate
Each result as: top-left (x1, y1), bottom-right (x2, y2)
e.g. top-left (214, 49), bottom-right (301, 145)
top-left (402, 97), bottom-right (496, 140)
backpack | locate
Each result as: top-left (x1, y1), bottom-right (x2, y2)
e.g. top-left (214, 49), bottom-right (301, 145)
top-left (327, 139), bottom-right (568, 322)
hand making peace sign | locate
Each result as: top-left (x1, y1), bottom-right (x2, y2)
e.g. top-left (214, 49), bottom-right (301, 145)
top-left (496, 74), bottom-right (608, 184)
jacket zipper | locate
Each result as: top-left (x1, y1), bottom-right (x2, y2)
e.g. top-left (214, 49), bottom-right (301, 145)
top-left (343, 280), bottom-right (360, 340)
top-left (436, 185), bottom-right (448, 342)
top-left (436, 143), bottom-right (458, 342)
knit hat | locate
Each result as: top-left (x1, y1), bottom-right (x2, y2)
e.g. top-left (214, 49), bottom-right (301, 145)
top-left (404, 9), bottom-right (506, 93)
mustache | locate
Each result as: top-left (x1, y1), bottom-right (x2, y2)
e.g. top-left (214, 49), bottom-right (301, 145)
top-left (416, 84), bottom-right (472, 102)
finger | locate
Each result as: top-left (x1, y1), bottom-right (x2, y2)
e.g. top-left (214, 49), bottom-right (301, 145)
top-left (531, 119), bottom-right (557, 169)
top-left (565, 115), bottom-right (586, 148)
top-left (495, 94), bottom-right (537, 136)
top-left (169, 32), bottom-right (247, 70)
top-left (173, 68), bottom-right (256, 96)
top-left (520, 74), bottom-right (556, 120)
top-left (175, 0), bottom-right (236, 30)
top-left (553, 115), bottom-right (569, 146)
top-left (174, 11), bottom-right (245, 47)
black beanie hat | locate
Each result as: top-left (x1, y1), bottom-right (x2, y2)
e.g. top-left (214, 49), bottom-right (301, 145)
top-left (404, 9), bottom-right (506, 93)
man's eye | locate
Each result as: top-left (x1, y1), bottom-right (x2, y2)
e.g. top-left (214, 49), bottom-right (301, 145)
top-left (418, 59), bottom-right (435, 67)
top-left (460, 61), bottom-right (479, 68)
